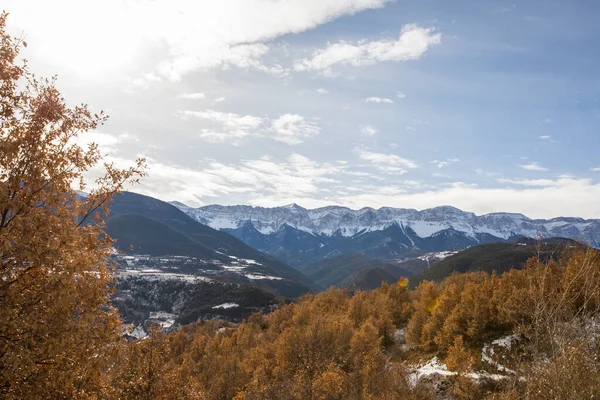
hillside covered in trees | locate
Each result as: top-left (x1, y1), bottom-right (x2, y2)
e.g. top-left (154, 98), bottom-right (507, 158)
top-left (12, 247), bottom-right (600, 399)
top-left (412, 237), bottom-right (580, 284)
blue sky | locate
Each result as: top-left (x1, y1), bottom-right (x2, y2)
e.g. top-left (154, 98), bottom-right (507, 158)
top-left (4, 0), bottom-right (600, 218)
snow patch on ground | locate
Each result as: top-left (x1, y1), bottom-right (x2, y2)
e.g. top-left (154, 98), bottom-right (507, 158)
top-left (407, 221), bottom-right (449, 238)
top-left (408, 357), bottom-right (454, 387)
top-left (114, 253), bottom-right (286, 286)
top-left (119, 269), bottom-right (213, 283)
top-left (408, 356), bottom-right (510, 388)
top-left (245, 274), bottom-right (283, 280)
top-left (149, 311), bottom-right (177, 329)
top-left (222, 265), bottom-right (246, 272)
top-left (130, 325), bottom-right (148, 339)
top-left (482, 334), bottom-right (520, 373)
top-left (241, 258), bottom-right (261, 265)
top-left (213, 303), bottom-right (239, 309)
top-left (418, 250), bottom-right (459, 262)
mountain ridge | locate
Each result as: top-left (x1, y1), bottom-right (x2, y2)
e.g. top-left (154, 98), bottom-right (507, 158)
top-left (173, 202), bottom-right (600, 243)
top-left (171, 202), bottom-right (600, 267)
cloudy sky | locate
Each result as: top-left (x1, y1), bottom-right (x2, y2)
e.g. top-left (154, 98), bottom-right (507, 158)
top-left (5, 0), bottom-right (600, 218)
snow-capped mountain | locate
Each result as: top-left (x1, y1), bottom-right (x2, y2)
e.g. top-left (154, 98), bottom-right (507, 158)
top-left (171, 202), bottom-right (600, 267)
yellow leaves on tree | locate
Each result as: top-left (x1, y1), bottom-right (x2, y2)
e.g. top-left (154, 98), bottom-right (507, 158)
top-left (0, 11), bottom-right (145, 398)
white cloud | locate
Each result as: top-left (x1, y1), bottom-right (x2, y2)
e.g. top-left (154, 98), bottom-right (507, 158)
top-left (213, 96), bottom-right (226, 103)
top-left (178, 92), bottom-right (206, 100)
top-left (197, 129), bottom-right (249, 144)
top-left (396, 91), bottom-right (406, 98)
top-left (270, 114), bottom-right (321, 145)
top-left (475, 168), bottom-right (500, 177)
top-left (178, 110), bottom-right (265, 145)
top-left (294, 24), bottom-right (441, 75)
top-left (73, 131), bottom-right (139, 155)
top-left (519, 162), bottom-right (549, 172)
top-left (99, 152), bottom-right (600, 218)
top-left (178, 110), bottom-right (320, 145)
top-left (157, 43), bottom-right (287, 81)
top-left (432, 158), bottom-right (460, 168)
top-left (543, 118), bottom-right (553, 124)
top-left (180, 110), bottom-right (264, 130)
top-left (365, 97), bottom-right (394, 104)
top-left (5, 0), bottom-right (393, 79)
top-left (591, 167), bottom-right (600, 172)
top-left (358, 150), bottom-right (418, 174)
top-left (497, 178), bottom-right (559, 187)
top-left (130, 73), bottom-right (162, 89)
top-left (333, 177), bottom-right (600, 219)
top-left (316, 88), bottom-right (329, 94)
top-left (539, 135), bottom-right (557, 143)
top-left (112, 153), bottom-right (343, 207)
top-left (360, 125), bottom-right (378, 136)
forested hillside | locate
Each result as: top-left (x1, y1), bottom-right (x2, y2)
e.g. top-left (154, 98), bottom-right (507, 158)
top-left (64, 248), bottom-right (600, 399)
top-left (300, 253), bottom-right (410, 289)
top-left (414, 237), bottom-right (579, 284)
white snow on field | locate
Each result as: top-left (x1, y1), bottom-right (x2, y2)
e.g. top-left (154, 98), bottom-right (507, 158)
top-left (130, 325), bottom-right (148, 339)
top-left (418, 250), bottom-right (459, 262)
top-left (407, 357), bottom-right (454, 387)
top-left (224, 256), bottom-right (262, 266)
top-left (150, 311), bottom-right (177, 319)
top-left (245, 274), bottom-right (283, 280)
top-left (140, 268), bottom-right (162, 273)
top-left (482, 334), bottom-right (520, 373)
top-left (222, 265), bottom-right (246, 272)
top-left (241, 259), bottom-right (262, 265)
top-left (213, 303), bottom-right (239, 309)
top-left (492, 334), bottom-right (521, 348)
top-left (407, 221), bottom-right (450, 238)
top-left (408, 356), bottom-right (510, 388)
top-left (467, 371), bottom-right (510, 381)
top-left (415, 357), bottom-right (454, 377)
top-left (118, 270), bottom-right (213, 283)
top-left (149, 311), bottom-right (177, 329)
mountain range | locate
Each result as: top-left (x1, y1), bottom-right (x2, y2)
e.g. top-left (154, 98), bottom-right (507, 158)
top-left (172, 202), bottom-right (600, 267)
top-left (103, 192), bottom-right (316, 297)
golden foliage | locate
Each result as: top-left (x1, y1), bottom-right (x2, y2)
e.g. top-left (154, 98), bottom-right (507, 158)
top-left (100, 286), bottom-right (424, 400)
top-left (0, 11), bottom-right (145, 398)
top-left (445, 336), bottom-right (473, 373)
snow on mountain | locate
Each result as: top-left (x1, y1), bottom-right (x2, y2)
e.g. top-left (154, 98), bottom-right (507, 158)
top-left (171, 202), bottom-right (600, 244)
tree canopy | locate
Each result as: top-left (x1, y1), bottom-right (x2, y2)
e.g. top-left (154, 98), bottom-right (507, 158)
top-left (0, 11), bottom-right (144, 398)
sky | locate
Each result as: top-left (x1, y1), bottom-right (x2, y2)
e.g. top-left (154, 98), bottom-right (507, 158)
top-left (4, 0), bottom-right (600, 218)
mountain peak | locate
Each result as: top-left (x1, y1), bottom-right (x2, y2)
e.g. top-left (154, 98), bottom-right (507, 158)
top-left (282, 203), bottom-right (305, 210)
top-left (169, 200), bottom-right (190, 209)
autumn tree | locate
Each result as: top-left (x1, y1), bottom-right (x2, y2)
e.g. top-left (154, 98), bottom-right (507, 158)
top-left (0, 12), bottom-right (144, 398)
top-left (405, 280), bottom-right (438, 348)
